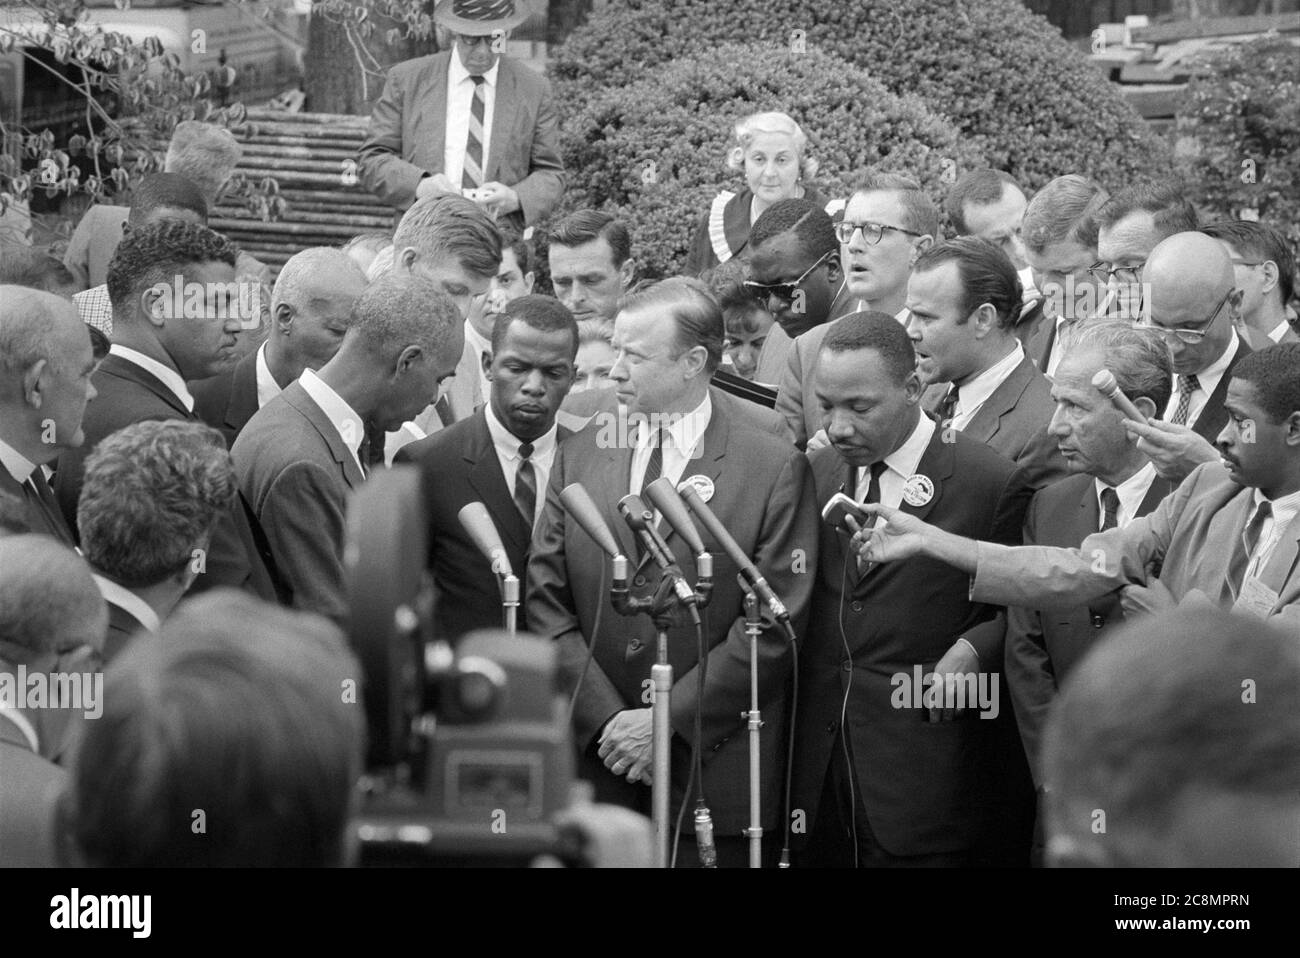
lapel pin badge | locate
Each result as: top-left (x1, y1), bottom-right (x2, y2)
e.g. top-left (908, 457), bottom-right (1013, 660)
top-left (902, 474), bottom-right (934, 507)
top-left (678, 475), bottom-right (715, 504)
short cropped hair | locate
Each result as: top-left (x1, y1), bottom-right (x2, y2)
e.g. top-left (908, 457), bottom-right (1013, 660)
top-left (106, 219), bottom-right (239, 318)
top-left (500, 228), bottom-right (535, 276)
top-left (1096, 183), bottom-right (1198, 237)
top-left (0, 286), bottom-right (80, 376)
top-left (340, 232), bottom-right (393, 257)
top-left (702, 257), bottom-right (760, 320)
top-left (0, 535), bottom-right (106, 657)
top-left (547, 210), bottom-right (632, 267)
top-left (619, 277), bottom-right (724, 373)
top-left (272, 247), bottom-right (367, 313)
top-left (914, 237), bottom-right (1023, 329)
top-left (67, 590), bottom-right (364, 867)
top-left (164, 121), bottom-right (241, 205)
top-left (0, 247), bottom-right (77, 293)
top-left (852, 172), bottom-right (941, 238)
top-left (490, 294), bottom-right (579, 359)
top-left (1232, 343), bottom-right (1300, 425)
top-left (1202, 219), bottom-right (1296, 306)
top-left (127, 173), bottom-right (208, 226)
top-left (1072, 322), bottom-right (1174, 417)
top-left (725, 111), bottom-right (818, 180)
top-left (946, 169), bottom-right (1023, 235)
top-left (348, 269), bottom-right (462, 365)
top-left (748, 198), bottom-right (837, 261)
top-left (77, 421), bottom-right (236, 589)
top-left (1022, 174), bottom-right (1109, 253)
top-left (392, 193), bottom-right (502, 277)
top-left (821, 309), bottom-right (917, 385)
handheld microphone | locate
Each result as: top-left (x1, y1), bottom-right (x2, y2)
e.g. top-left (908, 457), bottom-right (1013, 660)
top-left (458, 502), bottom-right (512, 578)
top-left (559, 483), bottom-right (629, 590)
top-left (1091, 369), bottom-right (1149, 426)
top-left (618, 493), bottom-right (697, 607)
top-left (644, 478), bottom-right (713, 597)
top-left (678, 482), bottom-right (792, 627)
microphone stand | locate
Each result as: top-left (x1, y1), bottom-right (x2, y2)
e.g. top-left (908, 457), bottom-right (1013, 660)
top-left (743, 589), bottom-right (763, 868)
top-left (501, 574), bottom-right (520, 637)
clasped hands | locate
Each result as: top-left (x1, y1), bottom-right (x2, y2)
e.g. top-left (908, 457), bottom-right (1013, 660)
top-left (416, 173), bottom-right (520, 215)
top-left (597, 708), bottom-right (653, 786)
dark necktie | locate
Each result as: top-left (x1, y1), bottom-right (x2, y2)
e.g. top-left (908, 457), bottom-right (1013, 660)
top-left (1099, 486), bottom-right (1120, 532)
top-left (514, 441), bottom-right (537, 530)
top-left (1226, 500), bottom-right (1271, 600)
top-left (361, 421), bottom-right (386, 474)
top-left (856, 461), bottom-right (887, 576)
top-left (639, 425), bottom-right (664, 493)
top-left (462, 75), bottom-right (486, 190)
top-left (434, 394), bottom-right (455, 428)
top-left (1170, 374), bottom-right (1200, 427)
top-left (935, 386), bottom-right (960, 424)
top-left (23, 470), bottom-right (72, 544)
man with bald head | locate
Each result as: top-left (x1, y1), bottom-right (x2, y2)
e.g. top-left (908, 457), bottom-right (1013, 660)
top-left (0, 287), bottom-right (96, 545)
top-left (233, 270), bottom-right (465, 624)
top-left (1124, 231), bottom-right (1252, 484)
top-left (191, 247), bottom-right (367, 447)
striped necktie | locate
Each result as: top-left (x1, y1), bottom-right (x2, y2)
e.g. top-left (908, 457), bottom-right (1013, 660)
top-left (462, 75), bottom-right (486, 190)
top-left (514, 441), bottom-right (537, 530)
top-left (1170, 374), bottom-right (1200, 427)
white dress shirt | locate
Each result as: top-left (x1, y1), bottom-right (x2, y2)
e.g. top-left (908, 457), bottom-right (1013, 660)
top-left (298, 369), bottom-right (366, 475)
top-left (854, 413), bottom-right (936, 507)
top-left (1094, 461), bottom-right (1158, 531)
top-left (1162, 332), bottom-right (1240, 428)
top-left (1244, 487), bottom-right (1300, 582)
top-left (485, 404), bottom-right (557, 529)
top-left (951, 341), bottom-right (1025, 431)
top-left (1268, 320), bottom-right (1293, 344)
top-left (444, 51), bottom-right (498, 188)
top-left (254, 342), bottom-right (282, 409)
top-left (109, 344), bottom-right (194, 413)
top-left (92, 573), bottom-right (161, 634)
top-left (0, 436), bottom-right (36, 485)
top-left (629, 392), bottom-right (713, 496)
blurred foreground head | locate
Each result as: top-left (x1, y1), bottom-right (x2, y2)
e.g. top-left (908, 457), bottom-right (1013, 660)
top-left (65, 590), bottom-right (364, 866)
top-left (1042, 607), bottom-right (1300, 867)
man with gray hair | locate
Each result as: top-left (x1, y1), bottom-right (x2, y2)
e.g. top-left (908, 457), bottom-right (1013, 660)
top-left (192, 247), bottom-right (368, 448)
top-left (77, 420), bottom-right (236, 663)
top-left (234, 270), bottom-right (465, 624)
top-left (1004, 322), bottom-right (1175, 858)
top-left (0, 287), bottom-right (97, 546)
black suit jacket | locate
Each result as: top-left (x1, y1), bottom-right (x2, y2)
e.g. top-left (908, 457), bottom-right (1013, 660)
top-left (103, 597), bottom-right (152, 665)
top-left (1186, 335), bottom-right (1252, 446)
top-left (0, 465), bottom-right (75, 545)
top-left (394, 409), bottom-right (570, 640)
top-left (1004, 470), bottom-right (1173, 784)
top-left (52, 354), bottom-right (284, 602)
top-left (794, 426), bottom-right (1035, 859)
top-left (190, 347), bottom-right (259, 448)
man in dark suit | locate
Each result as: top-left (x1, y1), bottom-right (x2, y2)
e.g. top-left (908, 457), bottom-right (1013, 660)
top-left (1123, 232), bottom-right (1252, 484)
top-left (77, 420), bottom-right (237, 663)
top-left (793, 311), bottom-right (1034, 868)
top-left (191, 248), bottom-right (367, 447)
top-left (51, 220), bottom-right (283, 602)
top-left (357, 0), bottom-right (564, 229)
top-left (527, 278), bottom-right (819, 867)
top-left (234, 271), bottom-right (465, 625)
top-left (0, 287), bottom-right (95, 546)
top-left (909, 237), bottom-right (1067, 491)
top-left (395, 295), bottom-right (578, 640)
top-left (1005, 323), bottom-right (1175, 860)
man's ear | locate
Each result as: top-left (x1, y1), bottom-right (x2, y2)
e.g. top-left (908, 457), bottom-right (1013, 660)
top-left (274, 302), bottom-right (294, 334)
top-left (22, 359), bottom-right (48, 408)
top-left (826, 251), bottom-right (843, 285)
top-left (1284, 410), bottom-right (1300, 447)
top-left (140, 282), bottom-right (169, 328)
top-left (398, 246), bottom-right (420, 273)
top-left (971, 302), bottom-right (998, 336)
top-left (1133, 395), bottom-right (1158, 422)
top-left (909, 235), bottom-right (936, 267)
top-left (902, 369), bottom-right (924, 405)
top-left (682, 344), bottom-right (709, 380)
top-left (480, 349), bottom-right (494, 379)
top-left (618, 258), bottom-right (636, 292)
top-left (1260, 260), bottom-right (1280, 297)
top-left (395, 344), bottom-right (423, 375)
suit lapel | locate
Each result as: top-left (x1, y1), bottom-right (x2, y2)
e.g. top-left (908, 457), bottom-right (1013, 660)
top-left (100, 354), bottom-right (191, 418)
top-left (1077, 479), bottom-right (1101, 540)
top-left (282, 384), bottom-right (365, 489)
top-left (1259, 513), bottom-right (1300, 601)
top-left (651, 395), bottom-right (729, 554)
top-left (426, 53), bottom-right (449, 174)
top-left (598, 407), bottom-right (637, 561)
top-left (227, 349), bottom-right (260, 432)
top-left (962, 357), bottom-right (1032, 445)
top-left (1135, 476), bottom-right (1173, 517)
top-left (465, 413), bottom-right (531, 555)
top-left (486, 63), bottom-right (517, 184)
top-left (1193, 336), bottom-right (1250, 443)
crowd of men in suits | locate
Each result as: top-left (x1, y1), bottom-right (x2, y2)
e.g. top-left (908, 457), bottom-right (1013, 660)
top-left (2, 0), bottom-right (1299, 870)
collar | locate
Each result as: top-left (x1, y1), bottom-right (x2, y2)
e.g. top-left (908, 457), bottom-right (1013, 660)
top-left (863, 412), bottom-right (936, 486)
top-left (109, 344), bottom-right (194, 413)
top-left (956, 341), bottom-right (1025, 412)
top-left (1095, 461), bottom-right (1157, 526)
top-left (449, 50), bottom-right (500, 88)
top-left (1269, 320), bottom-right (1293, 344)
top-left (1252, 485), bottom-right (1300, 519)
top-left (637, 391), bottom-right (712, 459)
top-left (0, 702), bottom-right (39, 753)
top-left (255, 342), bottom-right (282, 409)
top-left (0, 436), bottom-right (37, 485)
top-left (485, 402), bottom-right (558, 462)
top-left (92, 573), bottom-right (161, 634)
top-left (298, 369), bottom-right (366, 463)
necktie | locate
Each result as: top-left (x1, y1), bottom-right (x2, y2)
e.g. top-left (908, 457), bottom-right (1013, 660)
top-left (462, 75), bottom-right (486, 190)
top-left (639, 424), bottom-right (664, 493)
top-left (434, 394), bottom-right (455, 428)
top-left (1226, 500), bottom-right (1271, 600)
top-left (935, 386), bottom-right (960, 424)
top-left (514, 441), bottom-right (537, 529)
top-left (856, 461), bottom-right (887, 576)
top-left (361, 421), bottom-right (386, 473)
top-left (1099, 486), bottom-right (1120, 532)
top-left (23, 471), bottom-right (72, 544)
top-left (1170, 374), bottom-right (1201, 427)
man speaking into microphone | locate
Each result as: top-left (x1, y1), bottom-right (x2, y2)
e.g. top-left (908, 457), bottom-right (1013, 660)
top-left (527, 278), bottom-right (819, 867)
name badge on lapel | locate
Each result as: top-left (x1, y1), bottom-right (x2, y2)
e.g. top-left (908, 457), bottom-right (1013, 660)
top-left (678, 475), bottom-right (715, 504)
top-left (902, 474), bottom-right (934, 508)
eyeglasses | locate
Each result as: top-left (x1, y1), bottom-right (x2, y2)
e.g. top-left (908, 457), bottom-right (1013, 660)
top-left (835, 220), bottom-right (924, 246)
top-left (1229, 258), bottom-right (1265, 268)
top-left (743, 251), bottom-right (833, 306)
top-left (1139, 288), bottom-right (1233, 344)
top-left (1087, 261), bottom-right (1146, 285)
top-left (456, 33), bottom-right (501, 49)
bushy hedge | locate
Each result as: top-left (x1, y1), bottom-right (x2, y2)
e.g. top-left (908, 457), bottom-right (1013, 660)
top-left (550, 42), bottom-right (983, 280)
top-left (1175, 36), bottom-right (1300, 254)
top-left (552, 0), bottom-right (1163, 194)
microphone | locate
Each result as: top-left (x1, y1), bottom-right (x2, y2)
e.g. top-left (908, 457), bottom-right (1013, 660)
top-left (678, 482), bottom-right (792, 628)
top-left (458, 502), bottom-right (512, 577)
top-left (559, 483), bottom-right (629, 594)
top-left (645, 477), bottom-right (713, 603)
top-left (1092, 369), bottom-right (1149, 426)
top-left (618, 493), bottom-right (697, 607)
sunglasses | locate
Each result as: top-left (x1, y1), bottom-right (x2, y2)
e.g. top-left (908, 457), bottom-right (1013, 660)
top-left (743, 251), bottom-right (834, 306)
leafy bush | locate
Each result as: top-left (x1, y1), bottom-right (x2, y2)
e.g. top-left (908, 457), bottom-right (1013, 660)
top-left (552, 0), bottom-right (1163, 194)
top-left (551, 42), bottom-right (982, 279)
top-left (1174, 36), bottom-right (1300, 254)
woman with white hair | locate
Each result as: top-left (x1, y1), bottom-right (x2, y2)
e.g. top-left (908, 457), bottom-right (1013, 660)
top-left (684, 111), bottom-right (838, 275)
